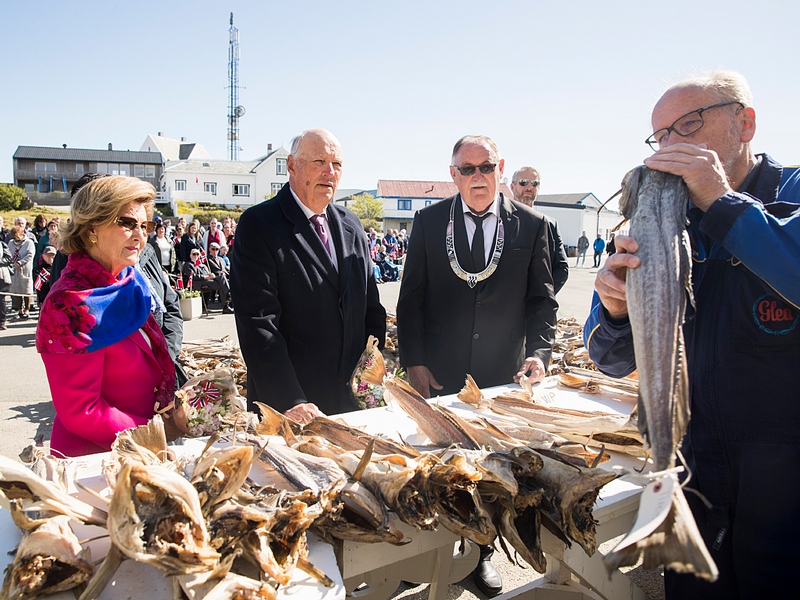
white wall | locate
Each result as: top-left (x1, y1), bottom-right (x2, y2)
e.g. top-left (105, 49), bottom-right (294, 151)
top-left (162, 170), bottom-right (257, 209)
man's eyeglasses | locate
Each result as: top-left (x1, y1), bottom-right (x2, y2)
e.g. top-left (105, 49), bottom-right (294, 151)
top-left (452, 163), bottom-right (497, 176)
top-left (116, 217), bottom-right (156, 235)
top-left (645, 101), bottom-right (744, 151)
top-left (516, 179), bottom-right (540, 188)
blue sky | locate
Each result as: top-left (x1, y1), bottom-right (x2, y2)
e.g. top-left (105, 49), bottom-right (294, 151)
top-left (2, 1), bottom-right (798, 204)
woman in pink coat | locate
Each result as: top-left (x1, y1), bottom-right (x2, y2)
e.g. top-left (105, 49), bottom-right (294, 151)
top-left (36, 176), bottom-right (176, 457)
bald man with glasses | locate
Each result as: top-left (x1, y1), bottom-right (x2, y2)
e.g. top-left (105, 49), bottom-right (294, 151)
top-left (585, 70), bottom-right (800, 599)
top-left (511, 167), bottom-right (569, 293)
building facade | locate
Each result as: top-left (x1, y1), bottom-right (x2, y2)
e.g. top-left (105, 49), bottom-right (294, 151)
top-left (13, 145), bottom-right (162, 197)
top-left (159, 146), bottom-right (289, 211)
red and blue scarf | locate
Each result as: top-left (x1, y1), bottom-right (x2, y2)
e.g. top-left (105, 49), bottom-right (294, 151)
top-left (36, 252), bottom-right (175, 404)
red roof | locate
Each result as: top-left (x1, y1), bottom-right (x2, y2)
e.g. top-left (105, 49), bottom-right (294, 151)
top-left (378, 179), bottom-right (514, 200)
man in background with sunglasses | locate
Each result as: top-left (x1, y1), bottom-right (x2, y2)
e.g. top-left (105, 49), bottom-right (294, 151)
top-left (585, 71), bottom-right (800, 598)
top-left (397, 135), bottom-right (557, 596)
top-left (511, 167), bottom-right (569, 293)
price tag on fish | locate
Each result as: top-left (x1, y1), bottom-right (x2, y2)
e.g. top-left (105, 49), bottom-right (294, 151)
top-left (611, 473), bottom-right (675, 552)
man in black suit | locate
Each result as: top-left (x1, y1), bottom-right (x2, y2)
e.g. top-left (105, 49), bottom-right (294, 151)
top-left (396, 135), bottom-right (557, 597)
top-left (510, 166), bottom-right (570, 294)
top-left (231, 129), bottom-right (385, 424)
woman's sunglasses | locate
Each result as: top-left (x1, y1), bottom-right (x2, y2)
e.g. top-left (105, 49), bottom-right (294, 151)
top-left (116, 217), bottom-right (156, 235)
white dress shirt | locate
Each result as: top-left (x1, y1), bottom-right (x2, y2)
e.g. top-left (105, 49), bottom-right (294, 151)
top-left (460, 196), bottom-right (500, 265)
top-left (290, 187), bottom-right (339, 271)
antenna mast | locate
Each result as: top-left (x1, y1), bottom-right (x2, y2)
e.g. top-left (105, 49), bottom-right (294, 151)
top-left (227, 13), bottom-right (245, 160)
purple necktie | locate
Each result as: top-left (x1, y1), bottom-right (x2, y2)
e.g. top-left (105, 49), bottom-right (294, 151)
top-left (310, 214), bottom-right (332, 257)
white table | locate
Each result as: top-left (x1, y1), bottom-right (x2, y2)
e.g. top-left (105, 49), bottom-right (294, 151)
top-left (1, 379), bottom-right (647, 600)
top-left (0, 439), bottom-right (344, 600)
top-left (335, 378), bottom-right (648, 600)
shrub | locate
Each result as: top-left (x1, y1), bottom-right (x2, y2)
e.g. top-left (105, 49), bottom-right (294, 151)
top-left (0, 185), bottom-right (28, 211)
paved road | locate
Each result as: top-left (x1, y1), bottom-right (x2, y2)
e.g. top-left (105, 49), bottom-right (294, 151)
top-left (0, 261), bottom-right (664, 599)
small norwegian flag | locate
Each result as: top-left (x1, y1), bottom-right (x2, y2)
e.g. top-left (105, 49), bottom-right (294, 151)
top-left (189, 381), bottom-right (221, 409)
top-left (187, 273), bottom-right (193, 290)
top-left (34, 268), bottom-right (51, 291)
top-left (176, 276), bottom-right (184, 290)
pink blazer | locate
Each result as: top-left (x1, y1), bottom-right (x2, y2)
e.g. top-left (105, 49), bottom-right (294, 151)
top-left (42, 330), bottom-right (163, 457)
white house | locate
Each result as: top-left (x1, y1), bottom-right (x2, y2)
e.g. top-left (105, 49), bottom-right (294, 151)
top-left (139, 133), bottom-right (212, 162)
top-left (159, 146), bottom-right (289, 211)
top-left (533, 193), bottom-right (626, 253)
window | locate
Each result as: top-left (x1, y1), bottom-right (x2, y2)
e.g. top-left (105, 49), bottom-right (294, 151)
top-left (24, 183), bottom-right (35, 193)
top-left (398, 199), bottom-right (412, 210)
top-left (424, 200), bottom-right (432, 206)
top-left (204, 182), bottom-right (217, 195)
top-left (232, 184), bottom-right (250, 196)
top-left (75, 164), bottom-right (84, 174)
top-left (276, 158), bottom-right (287, 175)
top-left (145, 165), bottom-right (156, 178)
top-left (134, 165), bottom-right (145, 177)
top-left (112, 164), bottom-right (129, 176)
top-left (175, 180), bottom-right (186, 192)
top-left (271, 182), bottom-right (283, 196)
top-left (96, 163), bottom-right (108, 174)
top-left (35, 162), bottom-right (57, 172)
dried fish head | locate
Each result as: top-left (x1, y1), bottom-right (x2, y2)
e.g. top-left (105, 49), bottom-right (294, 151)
top-left (426, 452), bottom-right (496, 545)
top-left (0, 455), bottom-right (106, 527)
top-left (190, 445), bottom-right (256, 513)
top-left (107, 461), bottom-right (220, 574)
top-left (313, 480), bottom-right (406, 545)
top-left (241, 495), bottom-right (321, 586)
top-left (112, 414), bottom-right (170, 465)
top-left (1, 514), bottom-right (93, 600)
top-left (534, 453), bottom-right (616, 556)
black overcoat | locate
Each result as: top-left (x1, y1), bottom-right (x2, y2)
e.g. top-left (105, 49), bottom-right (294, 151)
top-left (231, 184), bottom-right (386, 414)
top-left (397, 194), bottom-right (557, 395)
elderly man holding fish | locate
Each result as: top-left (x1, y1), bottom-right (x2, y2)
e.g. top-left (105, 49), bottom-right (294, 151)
top-left (585, 70), bottom-right (800, 598)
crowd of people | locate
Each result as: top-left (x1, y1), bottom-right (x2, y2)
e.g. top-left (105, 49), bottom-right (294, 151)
top-left (0, 214), bottom-right (62, 328)
top-left (3, 68), bottom-right (796, 599)
top-left (368, 227), bottom-right (405, 282)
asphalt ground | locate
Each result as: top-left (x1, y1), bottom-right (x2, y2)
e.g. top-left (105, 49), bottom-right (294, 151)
top-left (0, 260), bottom-right (664, 599)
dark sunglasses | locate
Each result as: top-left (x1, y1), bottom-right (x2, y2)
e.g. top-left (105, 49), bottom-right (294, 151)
top-left (116, 217), bottom-right (156, 235)
top-left (516, 179), bottom-right (540, 188)
top-left (452, 163), bottom-right (497, 176)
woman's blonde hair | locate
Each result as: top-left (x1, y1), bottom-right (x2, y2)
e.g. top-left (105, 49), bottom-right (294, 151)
top-left (61, 176), bottom-right (155, 254)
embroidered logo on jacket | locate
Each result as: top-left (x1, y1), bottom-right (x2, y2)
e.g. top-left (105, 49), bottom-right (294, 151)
top-left (752, 294), bottom-right (799, 335)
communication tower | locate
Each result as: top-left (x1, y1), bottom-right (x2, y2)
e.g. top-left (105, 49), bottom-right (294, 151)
top-left (227, 12), bottom-right (245, 160)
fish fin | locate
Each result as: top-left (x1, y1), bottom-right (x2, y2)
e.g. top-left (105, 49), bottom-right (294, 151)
top-left (681, 230), bottom-right (696, 310)
top-left (672, 334), bottom-right (691, 451)
top-left (636, 391), bottom-right (650, 449)
top-left (254, 402), bottom-right (285, 436)
top-left (253, 402), bottom-right (300, 445)
top-left (619, 166), bottom-right (644, 220)
top-left (352, 438), bottom-right (375, 481)
top-left (456, 375), bottom-right (483, 406)
top-left (297, 557), bottom-right (335, 587)
top-left (604, 486), bottom-right (718, 581)
top-left (611, 217), bottom-right (629, 233)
